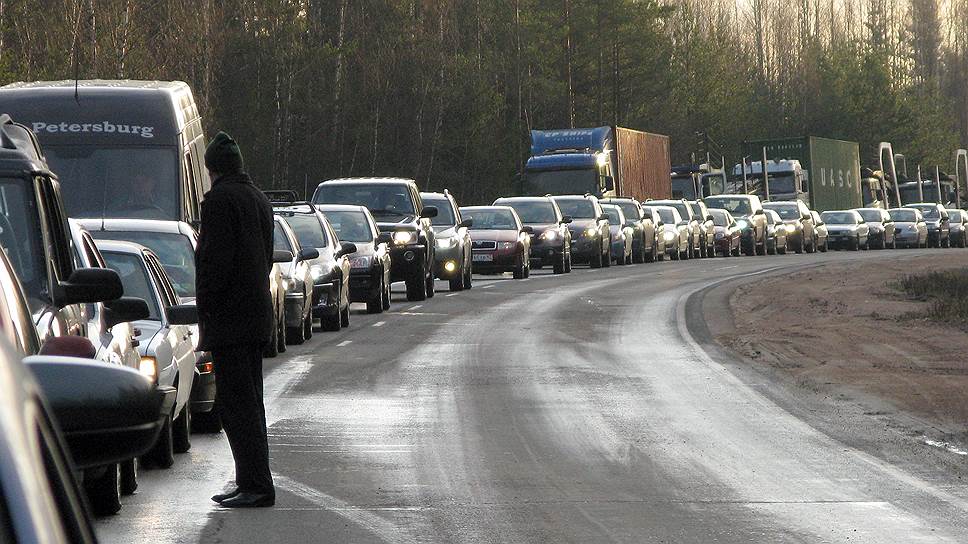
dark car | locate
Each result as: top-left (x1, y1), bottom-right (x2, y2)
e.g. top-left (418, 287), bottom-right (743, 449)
top-left (904, 203), bottom-right (950, 247)
top-left (313, 178), bottom-right (438, 301)
top-left (650, 199), bottom-right (703, 258)
top-left (946, 209), bottom-right (968, 248)
top-left (888, 208), bottom-right (928, 248)
top-left (422, 190), bottom-right (473, 291)
top-left (601, 197), bottom-right (656, 263)
top-left (709, 208), bottom-right (742, 257)
top-left (318, 204), bottom-right (393, 313)
top-left (460, 206), bottom-right (533, 278)
top-left (763, 200), bottom-right (816, 253)
top-left (821, 210), bottom-right (870, 250)
top-left (704, 194), bottom-right (768, 256)
top-left (689, 200), bottom-right (717, 258)
top-left (601, 204), bottom-right (634, 265)
top-left (273, 202), bottom-right (354, 331)
top-left (854, 208), bottom-right (897, 249)
top-left (551, 195), bottom-right (610, 268)
top-left (494, 196), bottom-right (573, 273)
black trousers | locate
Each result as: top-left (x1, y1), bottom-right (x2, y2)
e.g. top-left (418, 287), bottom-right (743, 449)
top-left (212, 343), bottom-right (274, 495)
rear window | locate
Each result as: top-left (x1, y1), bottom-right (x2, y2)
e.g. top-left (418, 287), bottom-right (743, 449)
top-left (553, 198), bottom-right (595, 219)
top-left (284, 215), bottom-right (328, 248)
top-left (907, 205), bottom-right (939, 219)
top-left (857, 209), bottom-right (883, 222)
top-left (499, 200), bottom-right (558, 224)
top-left (461, 209), bottom-right (518, 230)
top-left (889, 209), bottom-right (918, 222)
top-left (314, 183), bottom-right (415, 218)
top-left (764, 204), bottom-right (799, 220)
top-left (101, 251), bottom-right (161, 320)
top-left (323, 210), bottom-right (374, 243)
top-left (705, 197), bottom-right (752, 216)
top-left (710, 210), bottom-right (729, 227)
top-left (422, 196), bottom-right (457, 227)
top-left (91, 230), bottom-right (195, 298)
top-left (602, 206), bottom-right (622, 224)
top-left (821, 211), bottom-right (858, 224)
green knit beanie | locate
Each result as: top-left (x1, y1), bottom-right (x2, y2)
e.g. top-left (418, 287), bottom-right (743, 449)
top-left (205, 131), bottom-right (244, 174)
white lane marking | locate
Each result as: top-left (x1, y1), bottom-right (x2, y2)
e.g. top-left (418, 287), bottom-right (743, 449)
top-left (481, 285), bottom-right (494, 289)
top-left (922, 437), bottom-right (968, 456)
top-left (409, 304), bottom-right (423, 310)
top-left (337, 340), bottom-right (352, 347)
top-left (715, 265), bottom-right (738, 271)
top-left (372, 321), bottom-right (386, 327)
top-left (445, 293), bottom-right (459, 297)
top-left (275, 475), bottom-right (417, 544)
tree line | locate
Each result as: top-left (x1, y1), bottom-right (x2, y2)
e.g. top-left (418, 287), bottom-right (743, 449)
top-left (0, 0), bottom-right (965, 202)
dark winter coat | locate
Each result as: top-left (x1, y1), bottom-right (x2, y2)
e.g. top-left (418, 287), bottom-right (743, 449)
top-left (195, 172), bottom-right (274, 351)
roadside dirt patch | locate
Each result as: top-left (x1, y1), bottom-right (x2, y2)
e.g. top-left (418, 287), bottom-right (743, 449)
top-left (719, 252), bottom-right (968, 444)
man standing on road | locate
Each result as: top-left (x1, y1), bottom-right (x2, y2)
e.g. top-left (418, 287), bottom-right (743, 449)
top-left (195, 132), bottom-right (276, 508)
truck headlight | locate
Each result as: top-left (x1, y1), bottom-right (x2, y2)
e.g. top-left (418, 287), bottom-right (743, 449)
top-left (393, 231), bottom-right (418, 245)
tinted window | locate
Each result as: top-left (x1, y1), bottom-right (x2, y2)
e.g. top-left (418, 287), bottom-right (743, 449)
top-left (705, 197), bottom-right (752, 216)
top-left (91, 230), bottom-right (195, 298)
top-left (889, 209), bottom-right (918, 222)
top-left (500, 200), bottom-right (558, 224)
top-left (314, 184), bottom-right (415, 217)
top-left (553, 198), bottom-right (595, 218)
top-left (44, 146), bottom-right (179, 220)
top-left (285, 215), bottom-right (328, 248)
top-left (324, 210), bottom-right (374, 243)
top-left (615, 202), bottom-right (640, 221)
top-left (821, 212), bottom-right (858, 224)
top-left (949, 210), bottom-right (963, 222)
top-left (857, 209), bottom-right (884, 222)
top-left (422, 197), bottom-right (457, 226)
top-left (908, 205), bottom-right (939, 219)
top-left (710, 210), bottom-right (729, 226)
top-left (657, 208), bottom-right (678, 224)
top-left (461, 209), bottom-right (518, 230)
top-left (0, 177), bottom-right (49, 312)
top-left (273, 222), bottom-right (293, 252)
top-left (765, 204), bottom-right (799, 219)
top-left (101, 251), bottom-right (161, 320)
top-left (602, 206), bottom-right (622, 224)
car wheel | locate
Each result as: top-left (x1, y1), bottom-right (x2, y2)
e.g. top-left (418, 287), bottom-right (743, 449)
top-left (405, 263), bottom-right (427, 301)
top-left (463, 262), bottom-right (473, 289)
top-left (277, 312), bottom-right (287, 353)
top-left (263, 314), bottom-right (279, 358)
top-left (172, 403), bottom-right (191, 454)
top-left (590, 245), bottom-right (603, 268)
top-left (367, 279), bottom-right (385, 314)
top-left (287, 317), bottom-right (308, 342)
top-left (120, 457), bottom-right (138, 495)
top-left (145, 412), bottom-right (174, 469)
top-left (553, 252), bottom-right (566, 274)
top-left (85, 464), bottom-right (122, 516)
top-left (192, 403), bottom-right (222, 433)
top-left (513, 252), bottom-right (527, 279)
top-left (340, 304), bottom-right (350, 327)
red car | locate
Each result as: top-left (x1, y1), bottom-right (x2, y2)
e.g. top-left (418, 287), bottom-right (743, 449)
top-left (459, 206), bottom-right (533, 279)
top-left (709, 208), bottom-right (743, 257)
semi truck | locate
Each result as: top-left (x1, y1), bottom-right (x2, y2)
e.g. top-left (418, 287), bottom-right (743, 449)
top-left (671, 163), bottom-right (726, 200)
top-left (522, 126), bottom-right (671, 201)
top-left (737, 136), bottom-right (862, 211)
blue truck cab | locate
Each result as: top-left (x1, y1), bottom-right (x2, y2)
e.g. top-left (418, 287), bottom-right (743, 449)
top-left (523, 127), bottom-right (616, 198)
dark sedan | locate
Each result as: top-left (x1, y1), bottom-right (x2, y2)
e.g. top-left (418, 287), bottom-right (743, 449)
top-left (493, 196), bottom-right (572, 274)
top-left (460, 206), bottom-right (533, 279)
top-left (552, 195), bottom-right (610, 268)
top-left (709, 208), bottom-right (742, 257)
top-left (904, 203), bottom-right (950, 248)
top-left (318, 204), bottom-right (392, 313)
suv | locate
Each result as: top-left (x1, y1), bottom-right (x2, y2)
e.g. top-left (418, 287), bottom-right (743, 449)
top-left (313, 178), bottom-right (438, 301)
top-left (552, 195), bottom-right (610, 268)
top-left (421, 190), bottom-right (473, 291)
top-left (704, 194), bottom-right (768, 255)
top-left (493, 196), bottom-right (573, 273)
top-left (763, 200), bottom-right (816, 253)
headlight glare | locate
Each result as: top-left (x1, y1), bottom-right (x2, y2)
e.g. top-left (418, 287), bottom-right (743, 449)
top-left (585, 227), bottom-right (597, 237)
top-left (139, 356), bottom-right (158, 382)
top-left (393, 231), bottom-right (418, 245)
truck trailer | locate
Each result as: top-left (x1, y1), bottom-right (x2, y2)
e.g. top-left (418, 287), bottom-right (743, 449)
top-left (738, 136), bottom-right (862, 211)
top-left (522, 126), bottom-right (671, 201)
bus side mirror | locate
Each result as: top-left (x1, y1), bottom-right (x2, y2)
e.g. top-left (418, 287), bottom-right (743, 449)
top-left (604, 176), bottom-right (615, 192)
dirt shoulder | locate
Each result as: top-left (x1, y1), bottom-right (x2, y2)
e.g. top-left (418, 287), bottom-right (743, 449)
top-left (708, 252), bottom-right (968, 465)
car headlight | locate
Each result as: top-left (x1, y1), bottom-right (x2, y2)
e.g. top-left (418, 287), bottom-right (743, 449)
top-left (350, 255), bottom-right (373, 269)
top-left (736, 219), bottom-right (750, 230)
top-left (784, 224), bottom-right (796, 234)
top-left (139, 356), bottom-right (158, 382)
top-left (585, 227), bottom-right (597, 237)
top-left (393, 231), bottom-right (418, 245)
top-left (541, 230), bottom-right (558, 241)
top-left (663, 231), bottom-right (676, 242)
top-left (310, 265), bottom-right (325, 280)
top-left (436, 236), bottom-right (458, 249)
top-left (500, 241), bottom-right (515, 250)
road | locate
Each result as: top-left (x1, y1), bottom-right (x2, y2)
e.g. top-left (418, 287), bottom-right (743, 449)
top-left (98, 249), bottom-right (968, 543)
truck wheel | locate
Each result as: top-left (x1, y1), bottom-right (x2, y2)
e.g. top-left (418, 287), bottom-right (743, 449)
top-left (120, 458), bottom-right (138, 495)
top-left (172, 404), bottom-right (191, 454)
top-left (145, 412), bottom-right (174, 469)
top-left (406, 264), bottom-right (428, 301)
top-left (85, 464), bottom-right (122, 516)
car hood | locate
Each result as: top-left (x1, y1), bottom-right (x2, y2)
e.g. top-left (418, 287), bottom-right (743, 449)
top-left (525, 223), bottom-right (558, 236)
top-left (349, 241), bottom-right (378, 257)
top-left (376, 216), bottom-right (418, 231)
top-left (567, 218), bottom-right (598, 230)
top-left (470, 230), bottom-right (519, 242)
top-left (825, 225), bottom-right (857, 233)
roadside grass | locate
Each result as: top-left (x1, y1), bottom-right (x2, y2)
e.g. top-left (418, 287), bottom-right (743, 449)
top-left (895, 270), bottom-right (968, 324)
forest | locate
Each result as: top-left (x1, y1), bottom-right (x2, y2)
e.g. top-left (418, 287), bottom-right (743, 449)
top-left (0, 0), bottom-right (965, 202)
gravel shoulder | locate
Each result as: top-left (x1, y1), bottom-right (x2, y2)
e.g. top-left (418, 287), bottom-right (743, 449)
top-left (696, 250), bottom-right (968, 482)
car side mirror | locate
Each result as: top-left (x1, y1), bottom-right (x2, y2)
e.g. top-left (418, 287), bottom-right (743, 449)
top-left (626, 220), bottom-right (637, 228)
top-left (376, 232), bottom-right (392, 244)
top-left (754, 209), bottom-right (765, 216)
top-left (560, 215), bottom-right (573, 224)
top-left (103, 297), bottom-right (151, 329)
top-left (657, 221), bottom-right (664, 227)
top-left (420, 206), bottom-right (439, 219)
top-left (604, 176), bottom-right (615, 192)
top-left (297, 247), bottom-right (320, 262)
top-left (521, 225), bottom-right (534, 234)
top-left (25, 356), bottom-right (174, 469)
top-left (336, 242), bottom-right (357, 258)
top-left (272, 249), bottom-right (293, 263)
top-left (678, 220), bottom-right (689, 226)
top-left (598, 214), bottom-right (609, 221)
top-left (706, 214), bottom-right (714, 221)
top-left (459, 218), bottom-right (473, 228)
top-left (166, 304), bottom-right (199, 326)
top-left (53, 267), bottom-right (123, 307)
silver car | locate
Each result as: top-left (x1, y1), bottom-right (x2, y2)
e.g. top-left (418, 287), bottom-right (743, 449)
top-left (820, 210), bottom-right (870, 250)
top-left (888, 208), bottom-right (928, 248)
top-left (652, 205), bottom-right (690, 260)
top-left (273, 216), bottom-right (319, 343)
top-left (95, 240), bottom-right (198, 469)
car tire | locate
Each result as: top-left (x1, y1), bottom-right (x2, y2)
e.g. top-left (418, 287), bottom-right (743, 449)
top-left (340, 305), bottom-right (350, 327)
top-left (192, 403), bottom-right (222, 433)
top-left (172, 403), bottom-right (191, 454)
top-left (264, 314), bottom-right (279, 358)
top-left (463, 262), bottom-right (473, 288)
top-left (449, 274), bottom-right (464, 291)
top-left (86, 464), bottom-right (122, 516)
top-left (590, 245), bottom-right (603, 268)
top-left (304, 312), bottom-right (314, 339)
top-left (145, 412), bottom-right (174, 469)
top-left (120, 458), bottom-right (138, 495)
top-left (513, 252), bottom-right (526, 279)
top-left (287, 318), bottom-right (308, 342)
top-left (406, 263), bottom-right (428, 301)
top-left (367, 279), bottom-right (385, 314)
top-left (277, 313), bottom-right (287, 353)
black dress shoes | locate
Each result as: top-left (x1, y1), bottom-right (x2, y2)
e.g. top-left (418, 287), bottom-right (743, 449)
top-left (211, 488), bottom-right (241, 503)
top-left (218, 492), bottom-right (275, 508)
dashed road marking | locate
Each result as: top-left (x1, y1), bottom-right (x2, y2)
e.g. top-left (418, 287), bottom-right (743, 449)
top-left (409, 304), bottom-right (423, 310)
top-left (372, 321), bottom-right (386, 327)
top-left (337, 340), bottom-right (352, 347)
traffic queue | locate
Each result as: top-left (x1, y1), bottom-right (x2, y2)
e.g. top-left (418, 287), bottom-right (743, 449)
top-left (0, 80), bottom-right (965, 537)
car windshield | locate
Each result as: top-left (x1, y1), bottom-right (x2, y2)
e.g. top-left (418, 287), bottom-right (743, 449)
top-left (710, 210), bottom-right (729, 227)
top-left (323, 210), bottom-right (373, 242)
top-left (908, 205), bottom-right (939, 219)
top-left (889, 209), bottom-right (918, 222)
top-left (0, 177), bottom-right (49, 312)
top-left (553, 199), bottom-right (596, 219)
top-left (285, 214), bottom-right (328, 248)
top-left (602, 206), bottom-right (622, 224)
top-left (821, 212), bottom-right (857, 224)
top-left (949, 210), bottom-right (963, 222)
top-left (667, 202), bottom-right (690, 219)
top-left (765, 204), bottom-right (799, 220)
top-left (91, 230), bottom-right (196, 298)
top-left (462, 209), bottom-right (518, 230)
top-left (314, 184), bottom-right (415, 217)
top-left (615, 202), bottom-right (640, 221)
top-left (705, 197), bottom-right (752, 216)
top-left (422, 197), bottom-right (457, 226)
top-left (857, 209), bottom-right (884, 222)
top-left (43, 146), bottom-right (179, 220)
top-left (101, 251), bottom-right (161, 320)
top-left (689, 202), bottom-right (703, 216)
top-left (501, 200), bottom-right (558, 224)
top-left (657, 208), bottom-right (678, 224)
top-left (523, 169), bottom-right (598, 196)
top-left (273, 222), bottom-right (293, 252)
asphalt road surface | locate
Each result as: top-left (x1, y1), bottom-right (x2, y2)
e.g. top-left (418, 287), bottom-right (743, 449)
top-left (98, 249), bottom-right (968, 543)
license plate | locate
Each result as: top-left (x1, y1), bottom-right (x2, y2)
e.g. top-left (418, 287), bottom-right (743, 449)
top-left (472, 253), bottom-right (493, 262)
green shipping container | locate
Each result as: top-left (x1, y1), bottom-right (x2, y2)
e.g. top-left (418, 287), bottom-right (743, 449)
top-left (742, 136), bottom-right (862, 212)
